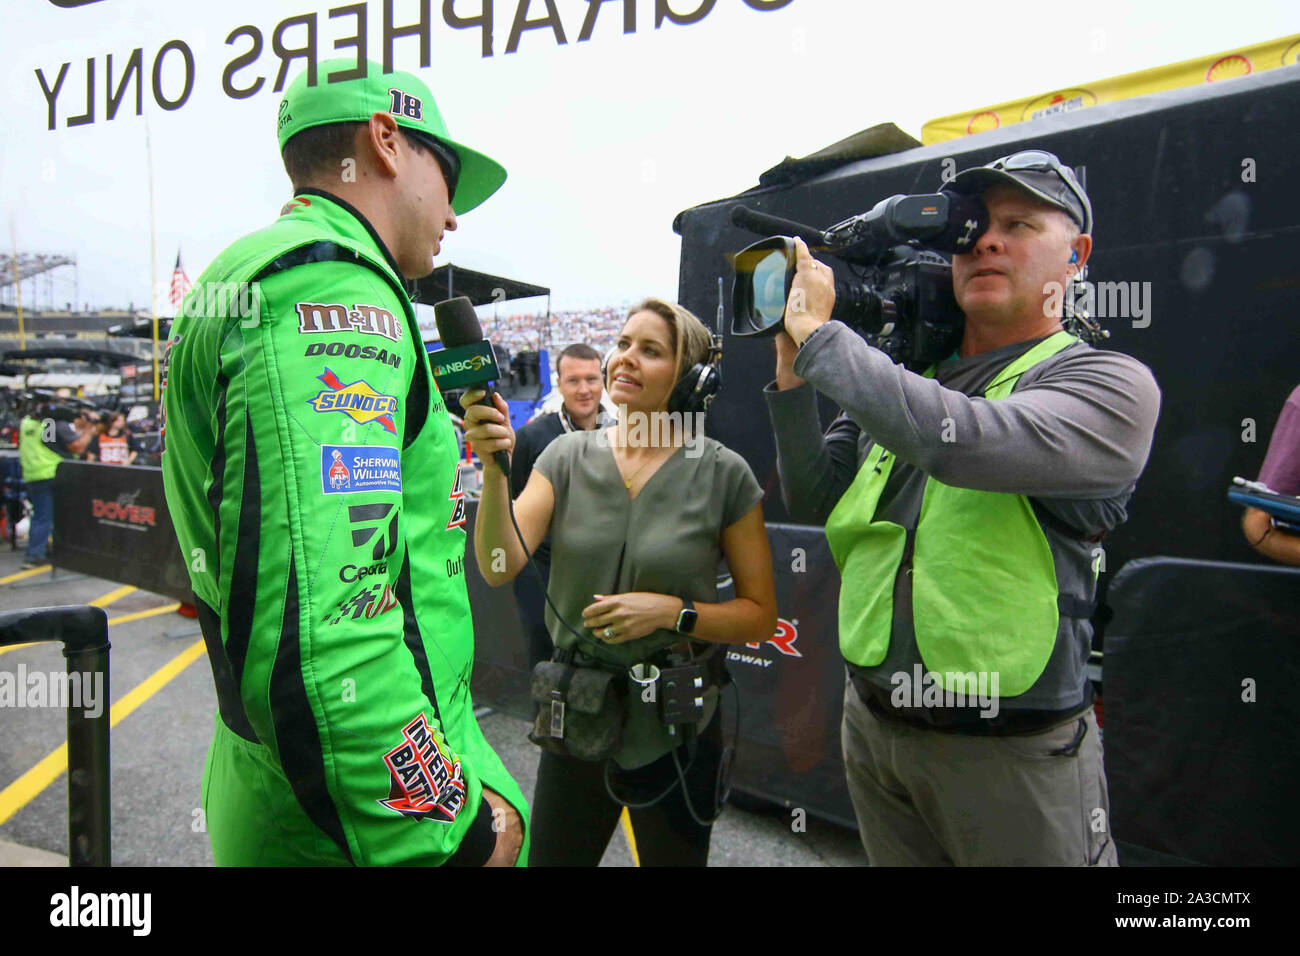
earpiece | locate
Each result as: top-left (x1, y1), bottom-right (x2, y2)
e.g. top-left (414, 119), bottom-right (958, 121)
top-left (1069, 250), bottom-right (1078, 264)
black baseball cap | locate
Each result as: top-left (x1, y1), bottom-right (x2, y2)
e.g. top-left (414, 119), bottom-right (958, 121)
top-left (947, 149), bottom-right (1093, 234)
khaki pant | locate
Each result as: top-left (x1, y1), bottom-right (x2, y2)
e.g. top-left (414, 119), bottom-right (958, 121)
top-left (841, 679), bottom-right (1119, 866)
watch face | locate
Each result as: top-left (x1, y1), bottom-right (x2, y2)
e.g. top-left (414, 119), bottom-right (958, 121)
top-left (678, 608), bottom-right (698, 634)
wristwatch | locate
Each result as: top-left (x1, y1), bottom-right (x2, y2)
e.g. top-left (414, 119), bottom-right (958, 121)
top-left (675, 597), bottom-right (698, 634)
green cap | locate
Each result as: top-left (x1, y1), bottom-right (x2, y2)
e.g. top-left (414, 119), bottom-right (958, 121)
top-left (277, 59), bottom-right (506, 215)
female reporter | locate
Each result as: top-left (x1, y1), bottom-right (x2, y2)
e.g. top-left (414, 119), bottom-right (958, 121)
top-left (462, 298), bottom-right (777, 867)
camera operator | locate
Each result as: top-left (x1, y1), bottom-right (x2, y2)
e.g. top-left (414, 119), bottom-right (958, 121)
top-left (18, 405), bottom-right (97, 568)
top-left (764, 151), bottom-right (1160, 866)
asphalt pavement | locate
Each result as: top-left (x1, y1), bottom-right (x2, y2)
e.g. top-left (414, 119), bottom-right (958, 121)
top-left (0, 548), bottom-right (864, 867)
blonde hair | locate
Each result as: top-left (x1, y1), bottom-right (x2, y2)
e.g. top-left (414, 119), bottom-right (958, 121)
top-left (624, 298), bottom-right (712, 385)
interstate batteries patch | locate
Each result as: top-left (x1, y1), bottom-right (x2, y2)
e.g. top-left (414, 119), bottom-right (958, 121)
top-left (310, 368), bottom-right (398, 433)
top-left (379, 713), bottom-right (466, 823)
top-left (322, 446), bottom-right (401, 494)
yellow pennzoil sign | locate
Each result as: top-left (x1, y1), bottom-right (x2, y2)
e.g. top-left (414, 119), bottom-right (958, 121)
top-left (921, 34), bottom-right (1300, 145)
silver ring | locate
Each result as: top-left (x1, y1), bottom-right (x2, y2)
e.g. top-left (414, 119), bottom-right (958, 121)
top-left (603, 627), bottom-right (615, 639)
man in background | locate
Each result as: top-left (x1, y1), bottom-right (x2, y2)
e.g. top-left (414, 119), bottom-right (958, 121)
top-left (510, 343), bottom-right (610, 668)
top-left (18, 405), bottom-right (96, 568)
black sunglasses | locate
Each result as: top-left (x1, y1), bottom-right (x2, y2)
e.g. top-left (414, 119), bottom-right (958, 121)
top-left (407, 130), bottom-right (460, 203)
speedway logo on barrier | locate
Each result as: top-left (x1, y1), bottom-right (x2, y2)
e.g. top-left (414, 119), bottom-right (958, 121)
top-left (728, 618), bottom-right (802, 668)
top-left (310, 369), bottom-right (397, 433)
top-left (91, 490), bottom-right (156, 529)
top-left (321, 445), bottom-right (401, 495)
top-left (379, 713), bottom-right (466, 824)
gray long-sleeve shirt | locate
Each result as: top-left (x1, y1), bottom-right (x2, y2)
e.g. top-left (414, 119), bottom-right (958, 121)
top-left (764, 320), bottom-right (1161, 717)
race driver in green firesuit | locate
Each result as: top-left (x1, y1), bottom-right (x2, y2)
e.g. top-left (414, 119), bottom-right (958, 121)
top-left (161, 60), bottom-right (527, 866)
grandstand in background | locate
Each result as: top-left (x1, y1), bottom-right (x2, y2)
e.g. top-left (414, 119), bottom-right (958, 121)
top-left (483, 305), bottom-right (629, 358)
top-left (1, 252), bottom-right (157, 396)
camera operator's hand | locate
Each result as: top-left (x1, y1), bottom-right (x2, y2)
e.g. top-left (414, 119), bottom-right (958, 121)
top-left (481, 786), bottom-right (523, 867)
top-left (773, 330), bottom-right (806, 391)
top-left (784, 237), bottom-right (836, 346)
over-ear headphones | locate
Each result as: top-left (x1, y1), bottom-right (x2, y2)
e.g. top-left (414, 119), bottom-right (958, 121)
top-left (601, 346), bottom-right (616, 389)
top-left (667, 343), bottom-right (722, 415)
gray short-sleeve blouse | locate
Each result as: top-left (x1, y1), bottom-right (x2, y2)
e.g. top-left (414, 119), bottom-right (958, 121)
top-left (532, 428), bottom-right (765, 668)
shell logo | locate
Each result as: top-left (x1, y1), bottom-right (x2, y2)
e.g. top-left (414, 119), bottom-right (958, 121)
top-left (966, 111), bottom-right (1000, 135)
top-left (1022, 88), bottom-right (1097, 122)
top-left (1205, 55), bottom-right (1252, 82)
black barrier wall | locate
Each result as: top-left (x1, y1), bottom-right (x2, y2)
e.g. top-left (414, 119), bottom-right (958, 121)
top-left (1105, 557), bottom-right (1300, 866)
top-left (53, 462), bottom-right (192, 603)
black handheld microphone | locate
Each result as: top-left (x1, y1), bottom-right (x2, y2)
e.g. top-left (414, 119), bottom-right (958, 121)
top-left (431, 296), bottom-right (510, 478)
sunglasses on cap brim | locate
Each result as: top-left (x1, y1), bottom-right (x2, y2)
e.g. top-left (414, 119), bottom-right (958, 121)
top-left (990, 150), bottom-right (1091, 233)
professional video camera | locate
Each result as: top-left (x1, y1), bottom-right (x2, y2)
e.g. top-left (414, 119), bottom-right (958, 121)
top-left (24, 390), bottom-right (106, 424)
top-left (730, 192), bottom-right (991, 369)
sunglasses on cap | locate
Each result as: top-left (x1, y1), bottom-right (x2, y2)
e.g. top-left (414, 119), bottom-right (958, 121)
top-left (406, 130), bottom-right (461, 203)
top-left (989, 150), bottom-right (1092, 233)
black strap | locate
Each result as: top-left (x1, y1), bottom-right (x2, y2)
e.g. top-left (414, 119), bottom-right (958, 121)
top-left (1058, 593), bottom-right (1097, 619)
top-left (554, 662), bottom-right (577, 702)
top-left (1030, 497), bottom-right (1107, 544)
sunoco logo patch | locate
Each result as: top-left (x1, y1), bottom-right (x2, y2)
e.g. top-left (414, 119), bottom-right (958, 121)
top-left (321, 445), bottom-right (401, 495)
top-left (310, 368), bottom-right (398, 433)
top-left (379, 713), bottom-right (466, 823)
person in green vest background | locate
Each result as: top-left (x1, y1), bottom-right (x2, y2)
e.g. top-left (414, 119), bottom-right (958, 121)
top-left (160, 60), bottom-right (526, 866)
top-left (765, 150), bottom-right (1161, 866)
top-left (18, 405), bottom-right (97, 568)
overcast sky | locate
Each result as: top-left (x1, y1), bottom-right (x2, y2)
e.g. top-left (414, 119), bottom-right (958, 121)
top-left (2, 0), bottom-right (1298, 315)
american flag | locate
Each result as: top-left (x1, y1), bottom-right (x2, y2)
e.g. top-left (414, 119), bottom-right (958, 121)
top-left (168, 250), bottom-right (192, 309)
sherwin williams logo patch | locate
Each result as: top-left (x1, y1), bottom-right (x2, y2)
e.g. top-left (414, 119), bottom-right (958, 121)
top-left (321, 446), bottom-right (401, 495)
top-left (310, 368), bottom-right (398, 433)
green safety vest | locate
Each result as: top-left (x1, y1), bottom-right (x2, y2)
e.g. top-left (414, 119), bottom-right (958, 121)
top-left (19, 416), bottom-right (65, 482)
top-left (825, 330), bottom-right (1080, 697)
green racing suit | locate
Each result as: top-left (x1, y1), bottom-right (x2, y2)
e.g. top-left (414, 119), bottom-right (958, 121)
top-left (161, 190), bottom-right (528, 866)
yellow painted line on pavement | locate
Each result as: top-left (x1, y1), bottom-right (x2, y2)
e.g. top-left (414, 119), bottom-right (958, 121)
top-left (90, 584), bottom-right (137, 607)
top-left (0, 600), bottom-right (182, 657)
top-left (0, 565), bottom-right (50, 585)
top-left (106, 602), bottom-right (181, 627)
top-left (0, 637), bottom-right (206, 825)
top-left (620, 806), bottom-right (641, 867)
